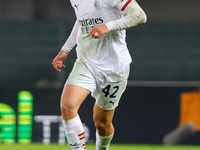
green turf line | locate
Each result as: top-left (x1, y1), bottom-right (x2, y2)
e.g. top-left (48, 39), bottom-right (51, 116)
top-left (0, 144), bottom-right (200, 150)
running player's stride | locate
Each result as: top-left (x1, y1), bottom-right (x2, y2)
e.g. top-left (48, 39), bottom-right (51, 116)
top-left (52, 0), bottom-right (147, 149)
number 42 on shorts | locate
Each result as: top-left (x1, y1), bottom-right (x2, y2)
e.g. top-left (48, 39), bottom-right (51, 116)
top-left (102, 85), bottom-right (119, 98)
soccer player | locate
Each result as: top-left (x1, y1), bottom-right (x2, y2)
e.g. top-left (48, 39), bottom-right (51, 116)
top-left (52, 0), bottom-right (147, 149)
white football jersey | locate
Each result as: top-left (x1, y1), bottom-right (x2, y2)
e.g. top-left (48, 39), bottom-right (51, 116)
top-left (69, 0), bottom-right (133, 74)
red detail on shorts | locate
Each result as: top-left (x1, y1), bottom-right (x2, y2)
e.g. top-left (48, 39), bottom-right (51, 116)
top-left (78, 132), bottom-right (85, 137)
top-left (121, 0), bottom-right (132, 11)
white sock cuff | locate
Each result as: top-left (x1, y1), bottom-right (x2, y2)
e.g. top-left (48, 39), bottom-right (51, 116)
top-left (96, 130), bottom-right (114, 139)
top-left (62, 114), bottom-right (81, 128)
top-left (96, 130), bottom-right (114, 150)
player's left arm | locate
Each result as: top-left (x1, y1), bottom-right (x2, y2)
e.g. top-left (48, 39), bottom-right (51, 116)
top-left (90, 0), bottom-right (147, 38)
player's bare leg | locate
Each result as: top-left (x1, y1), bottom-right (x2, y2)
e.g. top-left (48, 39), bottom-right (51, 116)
top-left (93, 104), bottom-right (115, 150)
top-left (61, 84), bottom-right (90, 150)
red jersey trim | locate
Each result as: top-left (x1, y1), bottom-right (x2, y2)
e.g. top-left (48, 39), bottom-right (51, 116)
top-left (121, 0), bottom-right (132, 11)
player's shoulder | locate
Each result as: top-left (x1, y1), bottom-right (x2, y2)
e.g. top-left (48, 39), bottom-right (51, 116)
top-left (106, 0), bottom-right (125, 8)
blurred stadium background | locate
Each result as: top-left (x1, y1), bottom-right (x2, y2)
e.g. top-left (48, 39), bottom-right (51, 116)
top-left (0, 0), bottom-right (200, 147)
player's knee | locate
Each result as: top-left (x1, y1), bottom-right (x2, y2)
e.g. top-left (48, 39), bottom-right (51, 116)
top-left (94, 121), bottom-right (106, 132)
top-left (60, 100), bottom-right (77, 117)
top-left (94, 119), bottom-right (111, 133)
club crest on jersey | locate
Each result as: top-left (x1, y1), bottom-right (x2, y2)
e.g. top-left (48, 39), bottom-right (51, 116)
top-left (94, 0), bottom-right (100, 9)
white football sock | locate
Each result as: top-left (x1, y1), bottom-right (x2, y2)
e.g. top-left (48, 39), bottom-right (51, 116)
top-left (62, 114), bottom-right (86, 150)
top-left (96, 130), bottom-right (114, 150)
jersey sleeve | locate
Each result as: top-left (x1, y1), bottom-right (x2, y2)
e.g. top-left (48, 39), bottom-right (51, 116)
top-left (61, 20), bottom-right (80, 53)
top-left (106, 0), bottom-right (147, 31)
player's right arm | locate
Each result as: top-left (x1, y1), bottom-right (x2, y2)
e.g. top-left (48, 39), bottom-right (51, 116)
top-left (52, 20), bottom-right (80, 72)
top-left (52, 50), bottom-right (67, 72)
top-left (61, 20), bottom-right (80, 53)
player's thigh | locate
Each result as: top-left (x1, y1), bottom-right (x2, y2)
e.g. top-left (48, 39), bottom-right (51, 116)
top-left (61, 59), bottom-right (95, 110)
top-left (93, 103), bottom-right (115, 125)
top-left (61, 84), bottom-right (90, 112)
top-left (60, 85), bottom-right (90, 120)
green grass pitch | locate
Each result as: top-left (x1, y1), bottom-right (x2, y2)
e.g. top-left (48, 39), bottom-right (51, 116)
top-left (0, 144), bottom-right (200, 150)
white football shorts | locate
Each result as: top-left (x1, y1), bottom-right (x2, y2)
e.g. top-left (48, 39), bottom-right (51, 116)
top-left (66, 59), bottom-right (130, 110)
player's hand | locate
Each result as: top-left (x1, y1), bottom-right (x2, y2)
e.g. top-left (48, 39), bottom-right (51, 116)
top-left (90, 24), bottom-right (109, 38)
top-left (52, 50), bottom-right (67, 72)
top-left (52, 61), bottom-right (66, 72)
